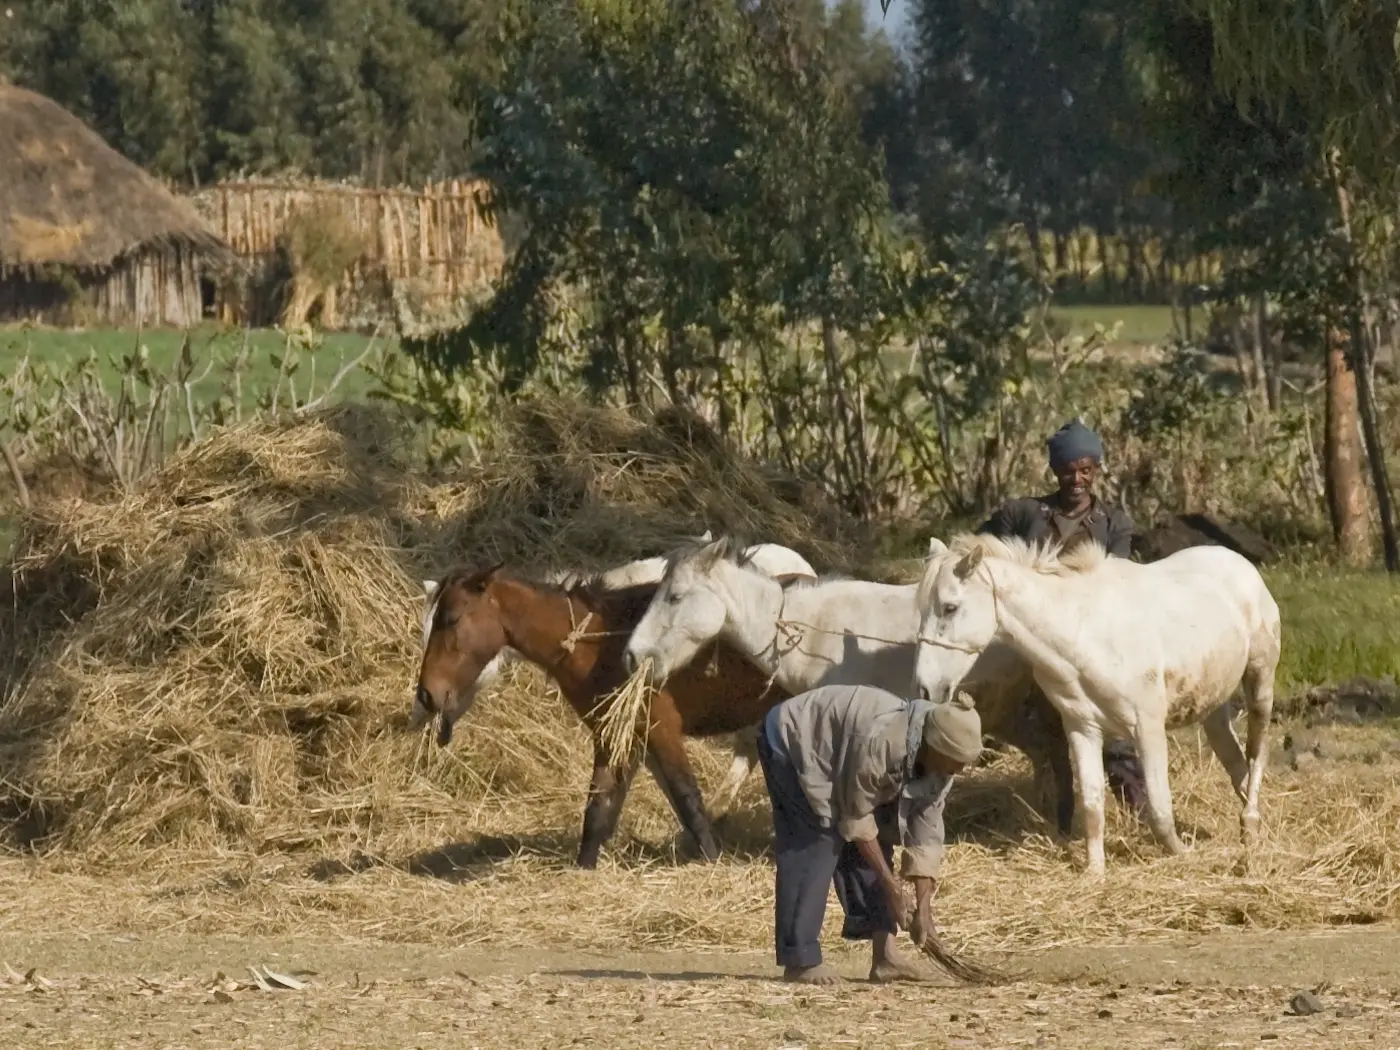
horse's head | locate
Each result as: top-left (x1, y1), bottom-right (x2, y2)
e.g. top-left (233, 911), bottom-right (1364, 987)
top-left (414, 563), bottom-right (509, 746)
top-left (913, 537), bottom-right (997, 704)
top-left (623, 536), bottom-right (751, 681)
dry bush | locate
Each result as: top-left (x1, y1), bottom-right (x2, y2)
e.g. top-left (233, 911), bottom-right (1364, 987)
top-left (0, 395), bottom-right (863, 859)
top-left (282, 202), bottom-right (370, 291)
top-left (422, 396), bottom-right (869, 580)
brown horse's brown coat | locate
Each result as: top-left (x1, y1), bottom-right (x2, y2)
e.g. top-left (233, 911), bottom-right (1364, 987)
top-left (416, 567), bottom-right (792, 867)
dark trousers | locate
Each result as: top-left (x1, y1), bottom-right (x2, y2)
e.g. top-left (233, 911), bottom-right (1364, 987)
top-left (756, 730), bottom-right (898, 969)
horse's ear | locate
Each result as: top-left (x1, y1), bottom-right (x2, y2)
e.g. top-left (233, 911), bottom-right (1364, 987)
top-left (469, 562), bottom-right (505, 593)
top-left (699, 528), bottom-right (714, 542)
top-left (954, 545), bottom-right (984, 580)
top-left (697, 536), bottom-right (728, 567)
top-left (926, 536), bottom-right (948, 559)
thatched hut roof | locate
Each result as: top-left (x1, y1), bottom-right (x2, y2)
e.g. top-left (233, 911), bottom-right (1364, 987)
top-left (0, 84), bottom-right (230, 271)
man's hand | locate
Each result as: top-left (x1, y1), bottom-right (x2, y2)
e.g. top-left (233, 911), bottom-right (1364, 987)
top-left (909, 899), bottom-right (934, 949)
top-left (888, 879), bottom-right (914, 929)
top-left (852, 837), bottom-right (910, 929)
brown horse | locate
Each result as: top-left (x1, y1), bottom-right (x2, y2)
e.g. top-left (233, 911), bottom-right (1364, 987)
top-left (415, 565), bottom-right (795, 868)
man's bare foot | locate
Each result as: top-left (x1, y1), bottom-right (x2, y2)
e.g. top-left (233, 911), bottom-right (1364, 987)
top-left (869, 936), bottom-right (935, 984)
top-left (869, 957), bottom-right (935, 983)
top-left (782, 963), bottom-right (841, 985)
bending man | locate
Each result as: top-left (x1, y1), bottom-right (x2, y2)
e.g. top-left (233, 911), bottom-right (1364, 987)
top-left (756, 683), bottom-right (982, 985)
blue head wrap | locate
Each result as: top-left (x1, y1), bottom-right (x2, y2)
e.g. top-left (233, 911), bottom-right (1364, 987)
top-left (1047, 419), bottom-right (1104, 469)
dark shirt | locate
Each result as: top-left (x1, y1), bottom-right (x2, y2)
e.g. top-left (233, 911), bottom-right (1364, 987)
top-left (977, 492), bottom-right (1133, 559)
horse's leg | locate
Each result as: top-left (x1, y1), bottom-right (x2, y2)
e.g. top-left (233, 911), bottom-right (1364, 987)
top-left (1062, 721), bottom-right (1108, 877)
top-left (578, 745), bottom-right (641, 869)
top-left (711, 729), bottom-right (757, 819)
top-left (1132, 716), bottom-right (1188, 856)
top-left (644, 724), bottom-right (721, 862)
top-left (1201, 700), bottom-right (1249, 802)
top-left (1240, 658), bottom-right (1277, 844)
top-left (1046, 726), bottom-right (1077, 840)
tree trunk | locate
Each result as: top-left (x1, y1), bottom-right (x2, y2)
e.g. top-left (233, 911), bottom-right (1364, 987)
top-left (1096, 228), bottom-right (1113, 300)
top-left (1125, 229), bottom-right (1143, 300)
top-left (1349, 314), bottom-right (1400, 571)
top-left (1324, 334), bottom-right (1373, 564)
top-left (1230, 316), bottom-right (1254, 402)
top-left (1256, 295), bottom-right (1281, 411)
top-left (1250, 294), bottom-right (1273, 410)
top-left (1025, 214), bottom-right (1043, 279)
top-left (1330, 158), bottom-right (1399, 570)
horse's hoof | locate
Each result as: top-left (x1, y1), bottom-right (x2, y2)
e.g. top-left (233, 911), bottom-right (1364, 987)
top-left (1240, 814), bottom-right (1261, 845)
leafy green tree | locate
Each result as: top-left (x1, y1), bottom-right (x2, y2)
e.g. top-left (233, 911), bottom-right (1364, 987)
top-left (1, 0), bottom-right (209, 180)
top-left (1, 0), bottom-right (486, 184)
top-left (412, 0), bottom-right (904, 401)
top-left (1181, 0), bottom-right (1400, 569)
top-left (908, 0), bottom-right (1161, 296)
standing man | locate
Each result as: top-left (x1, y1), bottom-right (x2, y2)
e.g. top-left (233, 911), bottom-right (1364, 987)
top-left (755, 683), bottom-right (983, 985)
top-left (977, 418), bottom-right (1148, 822)
top-left (978, 419), bottom-right (1133, 557)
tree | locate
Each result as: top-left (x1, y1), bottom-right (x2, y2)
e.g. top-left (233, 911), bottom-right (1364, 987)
top-left (908, 0), bottom-right (1162, 297)
top-left (0, 0), bottom-right (486, 185)
top-left (413, 0), bottom-right (904, 401)
top-left (1128, 4), bottom-right (1375, 562)
top-left (1186, 0), bottom-right (1400, 570)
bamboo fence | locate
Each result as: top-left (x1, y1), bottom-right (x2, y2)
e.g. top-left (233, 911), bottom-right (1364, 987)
top-left (188, 177), bottom-right (506, 327)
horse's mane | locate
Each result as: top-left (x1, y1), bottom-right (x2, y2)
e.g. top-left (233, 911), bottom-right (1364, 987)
top-left (431, 563), bottom-right (652, 615)
top-left (777, 570), bottom-right (852, 590)
top-left (663, 533), bottom-right (755, 575)
top-left (664, 534), bottom-right (854, 589)
top-left (956, 532), bottom-right (1108, 575)
top-left (917, 533), bottom-right (1108, 608)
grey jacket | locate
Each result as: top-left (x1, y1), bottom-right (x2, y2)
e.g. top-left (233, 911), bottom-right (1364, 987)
top-left (766, 684), bottom-right (953, 879)
top-left (977, 492), bottom-right (1133, 559)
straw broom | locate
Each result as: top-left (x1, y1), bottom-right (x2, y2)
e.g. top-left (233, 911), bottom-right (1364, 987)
top-left (919, 931), bottom-right (1018, 985)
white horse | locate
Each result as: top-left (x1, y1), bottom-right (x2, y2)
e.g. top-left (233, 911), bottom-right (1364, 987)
top-left (417, 535), bottom-right (818, 814)
top-left (913, 533), bottom-right (1281, 877)
top-left (624, 535), bottom-right (919, 696)
top-left (621, 536), bottom-right (1093, 830)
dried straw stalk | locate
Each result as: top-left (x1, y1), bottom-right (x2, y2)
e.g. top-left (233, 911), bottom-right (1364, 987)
top-left (591, 657), bottom-right (657, 772)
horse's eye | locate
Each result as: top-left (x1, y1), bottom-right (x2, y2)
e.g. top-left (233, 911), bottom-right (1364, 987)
top-left (941, 603), bottom-right (959, 618)
top-left (666, 592), bottom-right (682, 605)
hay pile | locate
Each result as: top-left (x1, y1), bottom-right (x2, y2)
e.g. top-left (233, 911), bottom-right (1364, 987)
top-left (0, 397), bottom-right (864, 856)
top-left (420, 397), bottom-right (866, 579)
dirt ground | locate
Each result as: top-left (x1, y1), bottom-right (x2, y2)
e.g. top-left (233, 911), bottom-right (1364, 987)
top-left (4, 706), bottom-right (1400, 1048)
top-left (5, 927), bottom-right (1400, 1049)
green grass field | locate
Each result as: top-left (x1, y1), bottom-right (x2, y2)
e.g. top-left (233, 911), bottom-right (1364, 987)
top-left (0, 324), bottom-right (389, 407)
top-left (1266, 566), bottom-right (1400, 695)
top-left (1047, 304), bottom-right (1178, 346)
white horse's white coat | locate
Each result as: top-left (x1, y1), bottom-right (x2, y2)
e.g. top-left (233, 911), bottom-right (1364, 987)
top-left (622, 537), bottom-right (1051, 749)
top-left (914, 534), bottom-right (1281, 876)
top-left (624, 538), bottom-right (920, 697)
top-left (416, 536), bottom-right (818, 813)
